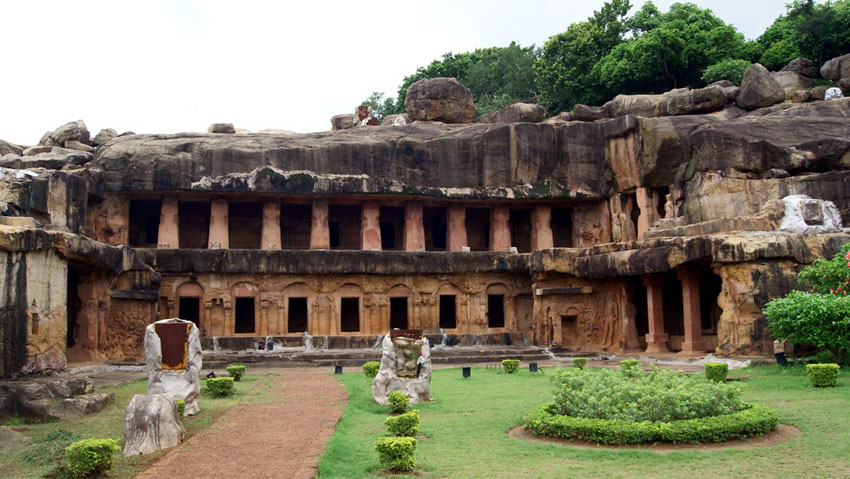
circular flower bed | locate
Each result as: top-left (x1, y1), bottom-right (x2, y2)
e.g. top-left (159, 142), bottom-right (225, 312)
top-left (523, 365), bottom-right (778, 445)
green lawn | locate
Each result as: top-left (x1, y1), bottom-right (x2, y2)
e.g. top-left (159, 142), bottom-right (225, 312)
top-left (318, 365), bottom-right (850, 479)
top-left (0, 374), bottom-right (277, 479)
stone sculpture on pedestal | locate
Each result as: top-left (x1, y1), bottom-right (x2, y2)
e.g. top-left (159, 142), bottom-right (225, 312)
top-left (144, 318), bottom-right (202, 415)
top-left (372, 330), bottom-right (432, 405)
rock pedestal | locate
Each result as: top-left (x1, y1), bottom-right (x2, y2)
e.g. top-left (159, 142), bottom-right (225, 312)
top-left (123, 394), bottom-right (185, 456)
top-left (144, 318), bottom-right (202, 415)
top-left (371, 332), bottom-right (432, 405)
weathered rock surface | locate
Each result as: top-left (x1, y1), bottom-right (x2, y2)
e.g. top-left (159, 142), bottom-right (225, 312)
top-left (779, 195), bottom-right (843, 234)
top-left (40, 120), bottom-right (90, 146)
top-left (821, 52), bottom-right (850, 81)
top-left (770, 71), bottom-right (816, 99)
top-left (0, 376), bottom-right (98, 421)
top-left (123, 394), bottom-right (185, 456)
top-left (330, 113), bottom-right (356, 131)
top-left (573, 104), bottom-right (609, 121)
top-left (208, 123), bottom-right (236, 134)
top-left (382, 114), bottom-right (410, 126)
top-left (490, 102), bottom-right (547, 123)
top-left (64, 140), bottom-right (94, 153)
top-left (145, 319), bottom-right (202, 415)
top-left (736, 64), bottom-right (786, 110)
top-left (404, 77), bottom-right (474, 123)
top-left (791, 90), bottom-right (811, 103)
top-left (92, 128), bottom-right (118, 146)
top-left (781, 57), bottom-right (819, 78)
top-left (811, 85), bottom-right (830, 100)
top-left (0, 140), bottom-right (23, 157)
top-left (372, 334), bottom-right (432, 405)
top-left (61, 392), bottom-right (114, 415)
top-left (602, 86), bottom-right (727, 118)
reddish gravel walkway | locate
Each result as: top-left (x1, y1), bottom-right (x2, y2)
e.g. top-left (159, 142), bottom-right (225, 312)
top-left (138, 368), bottom-right (347, 479)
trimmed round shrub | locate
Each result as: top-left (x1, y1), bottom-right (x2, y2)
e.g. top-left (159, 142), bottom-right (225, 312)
top-left (806, 363), bottom-right (840, 387)
top-left (619, 359), bottom-right (641, 377)
top-left (388, 391), bottom-right (409, 414)
top-left (226, 364), bottom-right (247, 381)
top-left (524, 403), bottom-right (778, 445)
top-left (362, 361), bottom-right (380, 378)
top-left (385, 409), bottom-right (419, 437)
top-left (502, 359), bottom-right (520, 374)
top-left (375, 436), bottom-right (416, 471)
top-left (206, 376), bottom-right (235, 397)
top-left (573, 357), bottom-right (587, 369)
top-left (705, 363), bottom-right (729, 383)
top-left (176, 399), bottom-right (185, 421)
top-left (64, 439), bottom-right (120, 478)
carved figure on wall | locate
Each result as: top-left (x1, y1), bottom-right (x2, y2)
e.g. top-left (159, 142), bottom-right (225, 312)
top-left (664, 194), bottom-right (675, 218)
top-left (372, 330), bottom-right (432, 405)
top-left (144, 318), bottom-right (202, 415)
top-left (601, 294), bottom-right (619, 347)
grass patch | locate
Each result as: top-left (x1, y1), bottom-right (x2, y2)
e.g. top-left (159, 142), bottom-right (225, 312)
top-left (0, 373), bottom-right (278, 479)
top-left (318, 365), bottom-right (850, 479)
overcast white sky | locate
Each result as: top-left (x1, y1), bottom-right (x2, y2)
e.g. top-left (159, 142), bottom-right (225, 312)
top-left (1, 0), bottom-right (790, 145)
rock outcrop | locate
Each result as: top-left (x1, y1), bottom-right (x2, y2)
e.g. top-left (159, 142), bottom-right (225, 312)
top-left (123, 394), bottom-right (185, 456)
top-left (208, 123), bottom-right (236, 134)
top-left (736, 63), bottom-right (786, 110)
top-left (770, 71), bottom-right (816, 99)
top-left (821, 52), bottom-right (850, 81)
top-left (39, 120), bottom-right (90, 147)
top-left (489, 102), bottom-right (547, 123)
top-left (330, 113), bottom-right (356, 131)
top-left (372, 333), bottom-right (432, 405)
top-left (404, 77), bottom-right (475, 123)
top-left (92, 128), bottom-right (118, 146)
top-left (781, 57), bottom-right (819, 78)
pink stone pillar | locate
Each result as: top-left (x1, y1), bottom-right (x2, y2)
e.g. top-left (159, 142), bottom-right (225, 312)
top-left (404, 202), bottom-right (425, 252)
top-left (261, 200), bottom-right (281, 250)
top-left (208, 198), bottom-right (229, 249)
top-left (530, 205), bottom-right (554, 250)
top-left (310, 199), bottom-right (330, 249)
top-left (361, 201), bottom-right (381, 251)
top-left (447, 205), bottom-right (467, 252)
top-left (678, 267), bottom-right (706, 354)
top-left (157, 197), bottom-right (179, 248)
top-left (635, 187), bottom-right (656, 240)
top-left (643, 275), bottom-right (668, 353)
top-left (490, 205), bottom-right (511, 252)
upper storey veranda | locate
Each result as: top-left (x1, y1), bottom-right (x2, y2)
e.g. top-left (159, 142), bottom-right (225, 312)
top-left (89, 122), bottom-right (608, 200)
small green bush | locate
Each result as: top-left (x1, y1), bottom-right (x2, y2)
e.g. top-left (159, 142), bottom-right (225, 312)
top-left (701, 59), bottom-right (751, 86)
top-left (619, 359), bottom-right (641, 377)
top-left (705, 363), bottom-right (729, 383)
top-left (226, 364), bottom-right (247, 381)
top-left (502, 359), bottom-right (520, 374)
top-left (573, 357), bottom-right (587, 369)
top-left (388, 391), bottom-right (409, 414)
top-left (385, 409), bottom-right (420, 437)
top-left (375, 436), bottom-right (416, 471)
top-left (176, 399), bottom-right (185, 420)
top-left (64, 439), bottom-right (120, 478)
top-left (206, 376), bottom-right (235, 397)
top-left (806, 363), bottom-right (840, 387)
top-left (362, 361), bottom-right (380, 378)
top-left (524, 403), bottom-right (778, 445)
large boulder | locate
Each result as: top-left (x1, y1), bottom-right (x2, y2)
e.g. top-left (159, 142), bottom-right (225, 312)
top-left (208, 123), bottom-right (236, 134)
top-left (404, 77), bottom-right (475, 123)
top-left (736, 64), bottom-right (786, 110)
top-left (92, 128), bottom-right (118, 146)
top-left (490, 102), bottom-right (547, 123)
top-left (122, 394), bottom-right (185, 456)
top-left (382, 114), bottom-right (410, 126)
top-left (145, 319), bottom-right (202, 415)
top-left (820, 52), bottom-right (850, 81)
top-left (40, 120), bottom-right (90, 146)
top-left (0, 140), bottom-right (22, 157)
top-left (602, 86), bottom-right (727, 118)
top-left (781, 57), bottom-right (819, 78)
top-left (371, 333), bottom-right (432, 405)
top-left (330, 113), bottom-right (356, 131)
top-left (572, 104), bottom-right (609, 122)
top-left (770, 71), bottom-right (816, 99)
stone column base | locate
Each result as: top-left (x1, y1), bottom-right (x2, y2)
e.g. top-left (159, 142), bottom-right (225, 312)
top-left (644, 333), bottom-right (669, 353)
top-left (680, 341), bottom-right (707, 355)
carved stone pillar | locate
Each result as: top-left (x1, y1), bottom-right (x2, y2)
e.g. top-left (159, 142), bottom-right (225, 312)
top-left (404, 202), bottom-right (425, 252)
top-left (530, 205), bottom-right (554, 250)
top-left (157, 197), bottom-right (179, 248)
top-left (261, 200), bottom-right (281, 250)
top-left (361, 202), bottom-right (382, 251)
top-left (447, 205), bottom-right (467, 252)
top-left (490, 205), bottom-right (511, 252)
top-left (310, 199), bottom-right (330, 249)
top-left (635, 187), bottom-right (656, 240)
top-left (208, 198), bottom-right (229, 249)
top-left (678, 267), bottom-right (706, 354)
top-left (643, 275), bottom-right (668, 353)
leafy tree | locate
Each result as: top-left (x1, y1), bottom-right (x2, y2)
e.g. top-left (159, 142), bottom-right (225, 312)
top-left (764, 244), bottom-right (850, 363)
top-left (701, 59), bottom-right (752, 86)
top-left (360, 92), bottom-right (397, 122)
top-left (757, 0), bottom-right (850, 69)
top-left (535, 0), bottom-right (632, 111)
top-left (594, 2), bottom-right (747, 94)
top-left (393, 42), bottom-right (539, 117)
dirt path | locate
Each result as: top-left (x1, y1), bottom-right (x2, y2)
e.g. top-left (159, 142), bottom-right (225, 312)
top-left (138, 368), bottom-right (347, 479)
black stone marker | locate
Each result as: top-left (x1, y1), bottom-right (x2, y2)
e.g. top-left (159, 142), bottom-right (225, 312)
top-left (334, 365), bottom-right (343, 374)
top-left (462, 366), bottom-right (471, 378)
top-left (529, 362), bottom-right (538, 373)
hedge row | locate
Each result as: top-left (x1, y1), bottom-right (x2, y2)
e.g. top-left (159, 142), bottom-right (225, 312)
top-left (524, 402), bottom-right (778, 445)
